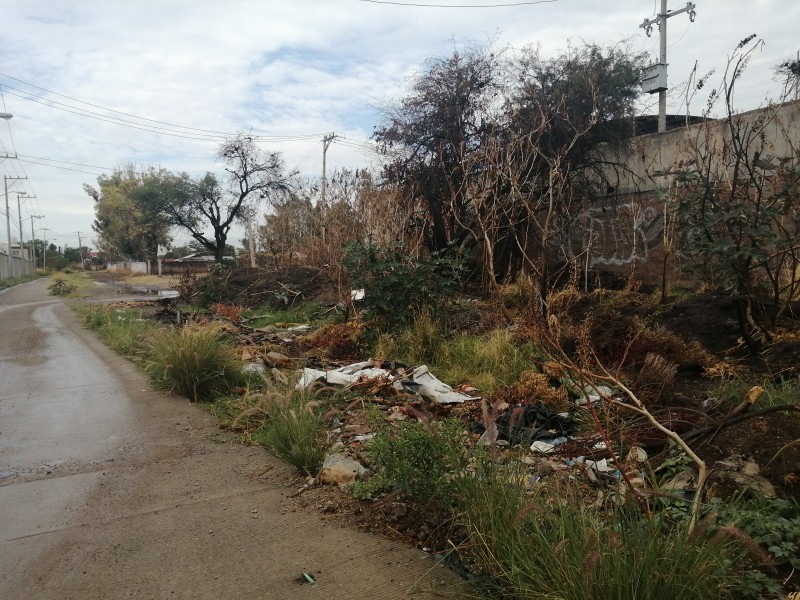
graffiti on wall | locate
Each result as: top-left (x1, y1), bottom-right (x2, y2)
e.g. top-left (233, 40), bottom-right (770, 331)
top-left (557, 201), bottom-right (665, 268)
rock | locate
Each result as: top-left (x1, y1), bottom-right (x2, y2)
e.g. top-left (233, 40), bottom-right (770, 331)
top-left (242, 360), bottom-right (266, 375)
top-left (321, 501), bottom-right (338, 514)
top-left (388, 502), bottom-right (407, 518)
top-left (317, 454), bottom-right (367, 485)
top-left (741, 459), bottom-right (760, 477)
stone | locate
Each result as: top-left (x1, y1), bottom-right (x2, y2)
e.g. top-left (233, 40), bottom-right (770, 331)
top-left (242, 360), bottom-right (266, 375)
top-left (317, 453), bottom-right (367, 485)
top-left (389, 502), bottom-right (408, 518)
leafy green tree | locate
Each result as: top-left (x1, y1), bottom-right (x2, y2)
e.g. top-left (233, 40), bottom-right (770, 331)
top-left (85, 164), bottom-right (172, 261)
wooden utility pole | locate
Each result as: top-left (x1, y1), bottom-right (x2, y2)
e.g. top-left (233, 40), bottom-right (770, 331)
top-left (640, 1), bottom-right (697, 132)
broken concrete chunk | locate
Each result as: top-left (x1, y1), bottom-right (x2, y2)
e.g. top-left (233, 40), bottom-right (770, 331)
top-left (317, 454), bottom-right (367, 485)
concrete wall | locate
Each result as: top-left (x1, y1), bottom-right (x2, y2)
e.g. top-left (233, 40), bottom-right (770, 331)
top-left (0, 256), bottom-right (36, 280)
top-left (107, 261), bottom-right (149, 274)
top-left (560, 100), bottom-right (800, 282)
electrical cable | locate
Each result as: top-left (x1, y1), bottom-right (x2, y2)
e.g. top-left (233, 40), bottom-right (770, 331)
top-left (0, 73), bottom-right (327, 141)
top-left (359, 0), bottom-right (558, 6)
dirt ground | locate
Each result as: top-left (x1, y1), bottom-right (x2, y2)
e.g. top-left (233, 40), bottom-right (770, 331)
top-left (80, 268), bottom-right (800, 568)
top-left (0, 278), bottom-right (465, 599)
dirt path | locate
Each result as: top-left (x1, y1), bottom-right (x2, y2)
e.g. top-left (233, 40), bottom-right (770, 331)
top-left (0, 279), bottom-right (461, 599)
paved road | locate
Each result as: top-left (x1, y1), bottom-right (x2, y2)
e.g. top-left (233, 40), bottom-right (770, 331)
top-left (0, 279), bottom-right (458, 599)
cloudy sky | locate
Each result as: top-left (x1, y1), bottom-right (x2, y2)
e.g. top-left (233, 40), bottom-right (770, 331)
top-left (0, 0), bottom-right (796, 253)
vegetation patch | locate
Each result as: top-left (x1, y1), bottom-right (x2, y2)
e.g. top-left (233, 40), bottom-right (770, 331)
top-left (250, 396), bottom-right (330, 476)
top-left (140, 326), bottom-right (243, 402)
top-left (78, 305), bottom-right (157, 356)
top-left (0, 271), bottom-right (47, 290)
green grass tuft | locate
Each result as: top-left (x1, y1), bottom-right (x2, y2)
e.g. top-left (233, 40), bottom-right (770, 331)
top-left (251, 397), bottom-right (330, 476)
top-left (78, 305), bottom-right (156, 356)
top-left (375, 311), bottom-right (538, 393)
top-left (455, 457), bottom-right (751, 600)
top-left (140, 326), bottom-right (243, 402)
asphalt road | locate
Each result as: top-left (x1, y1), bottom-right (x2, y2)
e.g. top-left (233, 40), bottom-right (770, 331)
top-left (0, 279), bottom-right (458, 599)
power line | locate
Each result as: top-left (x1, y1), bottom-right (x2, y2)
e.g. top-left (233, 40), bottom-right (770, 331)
top-left (359, 0), bottom-right (558, 6)
top-left (15, 157), bottom-right (104, 176)
top-left (0, 72), bottom-right (327, 142)
top-left (19, 154), bottom-right (116, 171)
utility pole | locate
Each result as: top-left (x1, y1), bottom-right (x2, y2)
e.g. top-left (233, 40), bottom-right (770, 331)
top-left (42, 228), bottom-right (50, 270)
top-left (30, 215), bottom-right (43, 268)
top-left (76, 231), bottom-right (86, 270)
top-left (15, 193), bottom-right (33, 261)
top-left (4, 175), bottom-right (27, 277)
top-left (640, 1), bottom-right (697, 133)
top-left (320, 132), bottom-right (338, 243)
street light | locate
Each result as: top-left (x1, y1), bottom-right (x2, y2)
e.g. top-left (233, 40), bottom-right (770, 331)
top-left (0, 113), bottom-right (12, 120)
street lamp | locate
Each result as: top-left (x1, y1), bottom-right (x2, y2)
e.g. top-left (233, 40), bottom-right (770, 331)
top-left (0, 113), bottom-right (12, 120)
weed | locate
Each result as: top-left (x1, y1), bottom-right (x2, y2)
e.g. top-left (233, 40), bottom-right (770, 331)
top-left (375, 312), bottom-right (538, 394)
top-left (711, 496), bottom-right (800, 597)
top-left (716, 375), bottom-right (800, 411)
top-left (251, 396), bottom-right (330, 476)
top-left (48, 278), bottom-right (77, 296)
top-left (360, 419), bottom-right (467, 504)
top-left (140, 326), bottom-right (243, 402)
top-left (0, 271), bottom-right (47, 290)
top-left (455, 456), bottom-right (751, 600)
top-left (242, 301), bottom-right (323, 328)
top-left (78, 305), bottom-right (156, 356)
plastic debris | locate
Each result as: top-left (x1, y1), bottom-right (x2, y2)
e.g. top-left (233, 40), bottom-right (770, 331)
top-left (296, 361), bottom-right (479, 404)
top-left (494, 401), bottom-right (573, 444)
top-left (575, 385), bottom-right (614, 406)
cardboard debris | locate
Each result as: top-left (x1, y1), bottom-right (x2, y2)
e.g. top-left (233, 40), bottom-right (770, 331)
top-left (297, 361), bottom-right (479, 404)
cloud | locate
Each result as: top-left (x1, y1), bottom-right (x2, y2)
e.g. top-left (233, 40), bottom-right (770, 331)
top-left (0, 0), bottom-right (796, 249)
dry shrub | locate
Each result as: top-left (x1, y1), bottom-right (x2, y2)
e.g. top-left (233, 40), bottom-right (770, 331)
top-left (498, 274), bottom-right (539, 310)
top-left (548, 286), bottom-right (582, 317)
top-left (631, 352), bottom-right (679, 404)
top-left (210, 303), bottom-right (242, 322)
top-left (297, 320), bottom-right (366, 360)
top-left (503, 371), bottom-right (570, 412)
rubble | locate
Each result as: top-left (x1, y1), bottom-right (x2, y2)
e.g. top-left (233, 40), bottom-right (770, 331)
top-left (297, 360), bottom-right (479, 404)
top-left (318, 453), bottom-right (368, 485)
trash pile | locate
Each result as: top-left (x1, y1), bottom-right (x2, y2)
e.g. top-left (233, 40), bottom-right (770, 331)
top-left (282, 357), bottom-right (784, 507)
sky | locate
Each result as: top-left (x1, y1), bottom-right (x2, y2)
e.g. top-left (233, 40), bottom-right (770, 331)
top-left (0, 0), bottom-right (797, 254)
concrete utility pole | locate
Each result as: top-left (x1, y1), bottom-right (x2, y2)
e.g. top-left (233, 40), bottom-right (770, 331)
top-left (4, 175), bottom-right (27, 277)
top-left (320, 133), bottom-right (338, 242)
top-left (640, 1), bottom-right (697, 133)
top-left (77, 231), bottom-right (86, 270)
top-left (30, 215), bottom-right (43, 267)
top-left (42, 228), bottom-right (50, 270)
top-left (15, 193), bottom-right (33, 261)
